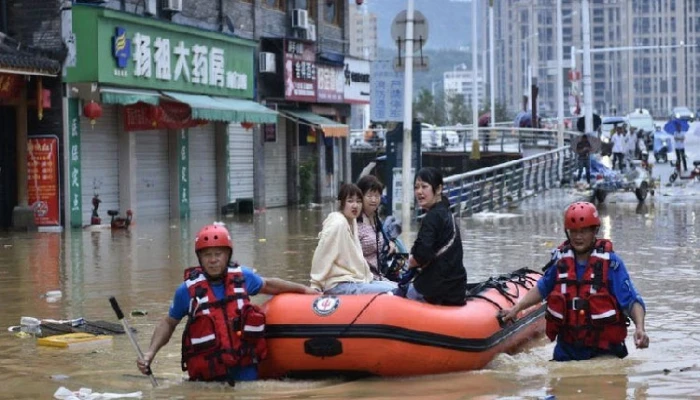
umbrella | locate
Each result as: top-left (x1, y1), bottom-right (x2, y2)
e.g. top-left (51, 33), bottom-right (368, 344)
top-left (663, 119), bottom-right (690, 134)
top-left (570, 133), bottom-right (602, 154)
top-left (478, 112), bottom-right (491, 127)
top-left (513, 111), bottom-right (529, 127)
top-left (576, 114), bottom-right (602, 133)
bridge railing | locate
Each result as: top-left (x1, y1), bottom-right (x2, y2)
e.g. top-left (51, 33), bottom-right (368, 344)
top-left (351, 125), bottom-right (578, 154)
top-left (441, 146), bottom-right (576, 217)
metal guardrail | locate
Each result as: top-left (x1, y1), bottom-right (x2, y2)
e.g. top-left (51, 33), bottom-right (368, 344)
top-left (351, 126), bottom-right (578, 154)
top-left (442, 146), bottom-right (576, 217)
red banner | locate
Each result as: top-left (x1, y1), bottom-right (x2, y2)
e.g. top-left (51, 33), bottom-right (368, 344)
top-left (0, 73), bottom-right (22, 100)
top-left (123, 101), bottom-right (207, 131)
top-left (27, 136), bottom-right (60, 226)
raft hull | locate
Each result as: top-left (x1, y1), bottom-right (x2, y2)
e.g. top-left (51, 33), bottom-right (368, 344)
top-left (259, 269), bottom-right (545, 378)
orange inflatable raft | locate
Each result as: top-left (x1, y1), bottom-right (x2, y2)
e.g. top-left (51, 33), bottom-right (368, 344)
top-left (259, 268), bottom-right (545, 378)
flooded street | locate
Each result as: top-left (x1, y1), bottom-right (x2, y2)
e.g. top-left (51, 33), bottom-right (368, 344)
top-left (1, 187), bottom-right (699, 399)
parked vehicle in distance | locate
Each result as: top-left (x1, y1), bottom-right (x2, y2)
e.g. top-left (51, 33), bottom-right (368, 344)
top-left (421, 123), bottom-right (460, 150)
top-left (670, 106), bottom-right (694, 121)
top-left (599, 116), bottom-right (628, 156)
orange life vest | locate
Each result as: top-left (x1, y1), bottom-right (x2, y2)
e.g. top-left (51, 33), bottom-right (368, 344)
top-left (180, 264), bottom-right (268, 381)
top-left (545, 239), bottom-right (628, 350)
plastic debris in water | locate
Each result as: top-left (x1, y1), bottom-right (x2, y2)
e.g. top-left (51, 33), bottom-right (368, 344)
top-left (130, 310), bottom-right (148, 317)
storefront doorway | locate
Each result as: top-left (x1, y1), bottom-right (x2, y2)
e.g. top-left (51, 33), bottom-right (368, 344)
top-left (0, 106), bottom-right (17, 228)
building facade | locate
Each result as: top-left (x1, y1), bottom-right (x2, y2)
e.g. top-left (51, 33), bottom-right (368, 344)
top-left (443, 68), bottom-right (486, 109)
top-left (348, 5), bottom-right (377, 61)
top-left (495, 0), bottom-right (699, 119)
top-left (0, 0), bottom-right (354, 230)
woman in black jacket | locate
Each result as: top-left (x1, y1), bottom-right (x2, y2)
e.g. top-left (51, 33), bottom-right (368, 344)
top-left (402, 167), bottom-right (467, 305)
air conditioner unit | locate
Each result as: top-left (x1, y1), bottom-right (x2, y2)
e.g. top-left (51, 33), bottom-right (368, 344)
top-left (162, 0), bottom-right (182, 12)
top-left (259, 52), bottom-right (276, 74)
top-left (306, 24), bottom-right (317, 42)
top-left (292, 9), bottom-right (309, 30)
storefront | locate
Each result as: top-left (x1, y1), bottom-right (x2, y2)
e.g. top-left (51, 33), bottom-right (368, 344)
top-left (259, 37), bottom-right (349, 205)
top-left (0, 37), bottom-right (61, 229)
top-left (63, 5), bottom-right (277, 227)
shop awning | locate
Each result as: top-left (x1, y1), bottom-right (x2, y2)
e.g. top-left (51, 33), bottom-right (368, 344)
top-left (163, 91), bottom-right (277, 123)
top-left (280, 110), bottom-right (348, 138)
top-left (210, 96), bottom-right (278, 123)
top-left (100, 87), bottom-right (161, 105)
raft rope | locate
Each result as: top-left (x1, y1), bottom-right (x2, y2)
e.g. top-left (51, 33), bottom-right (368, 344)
top-left (464, 268), bottom-right (541, 311)
top-left (337, 292), bottom-right (387, 337)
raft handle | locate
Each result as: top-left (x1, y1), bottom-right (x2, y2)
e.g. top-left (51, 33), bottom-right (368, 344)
top-left (304, 337), bottom-right (343, 358)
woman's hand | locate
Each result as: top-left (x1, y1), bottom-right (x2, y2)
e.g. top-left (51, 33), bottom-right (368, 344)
top-left (388, 241), bottom-right (397, 255)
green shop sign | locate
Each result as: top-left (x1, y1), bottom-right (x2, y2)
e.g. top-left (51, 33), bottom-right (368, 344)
top-left (66, 5), bottom-right (255, 99)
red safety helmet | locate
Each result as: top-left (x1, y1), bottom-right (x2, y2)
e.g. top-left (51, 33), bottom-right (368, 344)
top-left (564, 202), bottom-right (600, 230)
top-left (195, 224), bottom-right (233, 253)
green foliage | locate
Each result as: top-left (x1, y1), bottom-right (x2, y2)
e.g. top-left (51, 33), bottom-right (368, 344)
top-left (413, 88), bottom-right (447, 126)
top-left (447, 93), bottom-right (470, 125)
top-left (299, 159), bottom-right (316, 205)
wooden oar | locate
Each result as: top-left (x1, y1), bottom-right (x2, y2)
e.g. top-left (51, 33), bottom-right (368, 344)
top-left (109, 296), bottom-right (158, 387)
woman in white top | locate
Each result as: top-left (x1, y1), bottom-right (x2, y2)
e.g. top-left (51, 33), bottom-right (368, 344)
top-left (611, 126), bottom-right (627, 171)
top-left (310, 183), bottom-right (397, 295)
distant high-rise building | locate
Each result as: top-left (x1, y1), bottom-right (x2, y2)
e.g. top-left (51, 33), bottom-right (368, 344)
top-left (494, 1), bottom-right (699, 119)
top-left (444, 67), bottom-right (486, 110)
top-left (349, 5), bottom-right (378, 60)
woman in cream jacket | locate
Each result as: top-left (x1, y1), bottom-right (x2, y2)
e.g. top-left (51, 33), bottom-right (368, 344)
top-left (310, 184), bottom-right (397, 295)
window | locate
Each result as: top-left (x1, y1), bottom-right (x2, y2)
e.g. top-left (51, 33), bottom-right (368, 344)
top-left (264, 0), bottom-right (285, 12)
top-left (324, 0), bottom-right (340, 25)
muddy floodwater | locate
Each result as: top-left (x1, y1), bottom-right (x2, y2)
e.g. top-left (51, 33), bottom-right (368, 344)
top-left (0, 189), bottom-right (698, 399)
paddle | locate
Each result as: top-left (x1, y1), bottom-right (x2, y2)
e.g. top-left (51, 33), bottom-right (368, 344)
top-left (109, 296), bottom-right (158, 387)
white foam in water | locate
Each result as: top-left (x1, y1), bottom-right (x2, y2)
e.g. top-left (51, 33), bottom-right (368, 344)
top-left (471, 212), bottom-right (522, 220)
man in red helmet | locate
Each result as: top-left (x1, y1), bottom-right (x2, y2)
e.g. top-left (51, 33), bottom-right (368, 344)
top-left (136, 223), bottom-right (316, 384)
top-left (501, 202), bottom-right (649, 361)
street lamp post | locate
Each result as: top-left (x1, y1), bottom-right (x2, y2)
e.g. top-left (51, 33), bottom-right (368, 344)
top-left (489, 0), bottom-right (496, 128)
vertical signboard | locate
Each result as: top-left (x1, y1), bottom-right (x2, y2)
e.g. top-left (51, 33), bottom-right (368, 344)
top-left (370, 60), bottom-right (404, 122)
top-left (316, 65), bottom-right (344, 103)
top-left (284, 39), bottom-right (317, 102)
top-left (179, 130), bottom-right (190, 218)
top-left (68, 99), bottom-right (82, 228)
top-left (27, 136), bottom-right (60, 226)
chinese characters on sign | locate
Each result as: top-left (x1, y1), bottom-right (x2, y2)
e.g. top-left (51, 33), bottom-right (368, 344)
top-left (343, 58), bottom-right (371, 104)
top-left (27, 136), bottom-right (60, 226)
top-left (316, 65), bottom-right (344, 103)
top-left (68, 99), bottom-right (82, 227)
top-left (178, 130), bottom-right (189, 218)
top-left (284, 40), bottom-right (317, 102)
top-left (112, 27), bottom-right (248, 91)
top-left (370, 60), bottom-right (404, 122)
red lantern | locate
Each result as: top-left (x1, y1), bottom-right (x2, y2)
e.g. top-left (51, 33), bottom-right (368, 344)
top-left (148, 105), bottom-right (165, 127)
top-left (240, 121), bottom-right (254, 130)
top-left (83, 101), bottom-right (103, 127)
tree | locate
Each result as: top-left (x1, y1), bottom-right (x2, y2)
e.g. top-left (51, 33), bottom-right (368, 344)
top-left (478, 99), bottom-right (509, 124)
top-left (413, 88), bottom-right (447, 126)
top-left (447, 93), bottom-right (469, 125)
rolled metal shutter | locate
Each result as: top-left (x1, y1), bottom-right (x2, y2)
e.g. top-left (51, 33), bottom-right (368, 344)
top-left (228, 124), bottom-right (254, 201)
top-left (188, 124), bottom-right (217, 215)
top-left (81, 105), bottom-right (120, 224)
top-left (264, 118), bottom-right (288, 207)
top-left (134, 130), bottom-right (170, 219)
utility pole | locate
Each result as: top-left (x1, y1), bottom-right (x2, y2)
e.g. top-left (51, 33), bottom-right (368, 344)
top-left (470, 0), bottom-right (480, 159)
top-left (489, 0), bottom-right (495, 128)
top-left (581, 0), bottom-right (593, 135)
top-left (556, 0), bottom-right (564, 151)
top-left (401, 0), bottom-right (415, 235)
